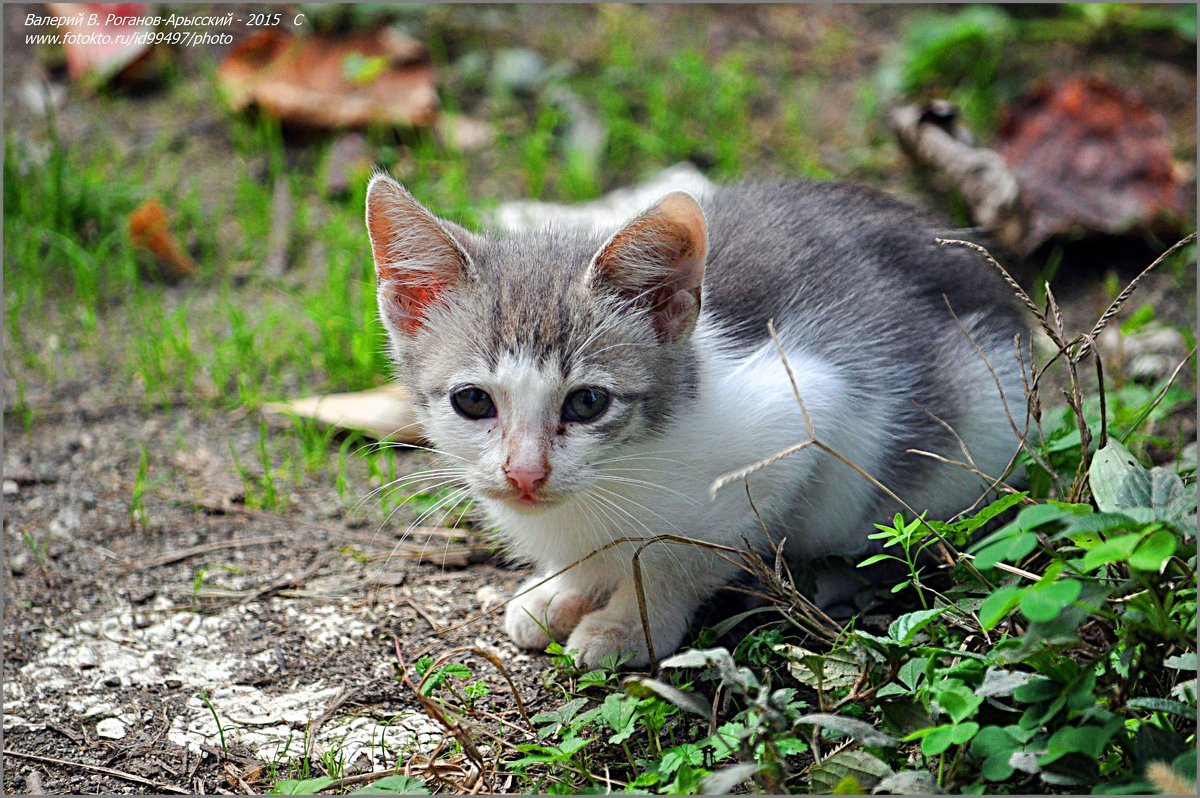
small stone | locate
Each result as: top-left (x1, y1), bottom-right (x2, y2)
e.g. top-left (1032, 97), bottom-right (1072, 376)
top-left (83, 702), bottom-right (116, 718)
top-left (50, 506), bottom-right (81, 535)
top-left (68, 432), bottom-right (95, 453)
top-left (9, 551), bottom-right (29, 576)
top-left (3, 480), bottom-right (17, 496)
top-left (96, 717), bottom-right (127, 739)
top-left (490, 48), bottom-right (549, 95)
top-left (453, 51), bottom-right (489, 94)
top-left (1098, 324), bottom-right (1188, 381)
top-left (437, 114), bottom-right (495, 153)
top-left (545, 85), bottom-right (606, 169)
top-left (23, 769), bottom-right (44, 795)
top-left (77, 647), bottom-right (99, 670)
top-left (367, 572), bottom-right (406, 588)
top-left (474, 585), bottom-right (503, 612)
top-left (179, 613), bottom-right (202, 635)
top-left (17, 79), bottom-right (66, 117)
top-left (347, 752), bottom-right (374, 776)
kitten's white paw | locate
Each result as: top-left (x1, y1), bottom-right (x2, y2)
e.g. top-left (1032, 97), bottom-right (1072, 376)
top-left (505, 601), bottom-right (552, 650)
top-left (567, 615), bottom-right (652, 670)
top-left (504, 583), bottom-right (593, 651)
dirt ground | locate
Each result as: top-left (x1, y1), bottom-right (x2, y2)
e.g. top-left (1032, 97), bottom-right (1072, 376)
top-left (2, 4), bottom-right (1195, 794)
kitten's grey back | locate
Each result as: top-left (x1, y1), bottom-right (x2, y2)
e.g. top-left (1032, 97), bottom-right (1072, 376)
top-left (696, 181), bottom-right (1024, 520)
top-left (700, 181), bottom-right (1021, 353)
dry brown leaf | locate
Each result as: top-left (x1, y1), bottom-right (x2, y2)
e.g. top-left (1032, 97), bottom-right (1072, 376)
top-left (217, 28), bottom-right (437, 129)
top-left (995, 75), bottom-right (1188, 252)
top-left (128, 198), bottom-right (197, 280)
top-left (260, 383), bottom-right (423, 443)
top-left (44, 3), bottom-right (165, 88)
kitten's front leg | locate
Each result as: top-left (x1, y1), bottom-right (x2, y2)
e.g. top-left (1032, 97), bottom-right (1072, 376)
top-left (567, 566), bottom-right (717, 669)
top-left (504, 573), bottom-right (599, 651)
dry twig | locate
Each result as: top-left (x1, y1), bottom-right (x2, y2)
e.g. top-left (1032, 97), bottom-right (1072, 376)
top-left (2, 749), bottom-right (190, 794)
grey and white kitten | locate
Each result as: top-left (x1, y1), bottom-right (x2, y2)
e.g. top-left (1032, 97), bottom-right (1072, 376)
top-left (365, 174), bottom-right (1024, 669)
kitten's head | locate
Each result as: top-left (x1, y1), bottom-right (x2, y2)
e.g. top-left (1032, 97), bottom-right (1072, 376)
top-left (364, 174), bottom-right (707, 511)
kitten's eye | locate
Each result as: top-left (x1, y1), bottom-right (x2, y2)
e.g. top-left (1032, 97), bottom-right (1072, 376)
top-left (451, 386), bottom-right (496, 420)
top-left (562, 388), bottom-right (610, 423)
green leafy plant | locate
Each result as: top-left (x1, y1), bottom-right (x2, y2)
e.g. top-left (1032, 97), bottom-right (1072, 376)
top-left (270, 773), bottom-right (429, 795)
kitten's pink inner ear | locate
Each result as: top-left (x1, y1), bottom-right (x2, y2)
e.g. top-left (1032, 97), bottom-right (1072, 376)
top-left (591, 191), bottom-right (709, 342)
top-left (365, 175), bottom-right (466, 335)
top-left (655, 192), bottom-right (709, 276)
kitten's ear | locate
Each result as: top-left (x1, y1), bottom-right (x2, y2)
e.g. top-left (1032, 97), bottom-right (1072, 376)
top-left (365, 173), bottom-right (473, 335)
top-left (587, 191), bottom-right (708, 343)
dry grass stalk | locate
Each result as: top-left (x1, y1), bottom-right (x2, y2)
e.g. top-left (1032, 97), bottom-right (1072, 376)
top-left (393, 635), bottom-right (492, 791)
top-left (1145, 760), bottom-right (1195, 796)
top-left (710, 320), bottom-right (993, 588)
top-left (942, 234), bottom-right (1194, 503)
top-left (416, 645), bottom-right (532, 725)
top-left (1080, 232), bottom-right (1196, 359)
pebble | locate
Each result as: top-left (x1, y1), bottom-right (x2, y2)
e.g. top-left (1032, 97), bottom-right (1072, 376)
top-left (491, 48), bottom-right (549, 95)
top-left (474, 585), bottom-right (503, 612)
top-left (50, 506), bottom-right (81, 535)
top-left (1098, 324), bottom-right (1188, 381)
top-left (545, 85), bottom-right (606, 169)
top-left (3, 480), bottom-right (17, 496)
top-left (83, 702), bottom-right (116, 718)
top-left (96, 717), bottom-right (127, 740)
top-left (77, 646), bottom-right (99, 670)
top-left (16, 79), bottom-right (67, 117)
top-left (323, 132), bottom-right (372, 197)
top-left (437, 114), bottom-right (495, 153)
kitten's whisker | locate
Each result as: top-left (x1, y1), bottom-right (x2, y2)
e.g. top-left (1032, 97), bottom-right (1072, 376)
top-left (586, 489), bottom-right (690, 575)
top-left (379, 487), bottom-right (471, 573)
top-left (367, 475), bottom-right (469, 551)
top-left (589, 484), bottom-right (686, 534)
top-left (595, 468), bottom-right (704, 485)
top-left (430, 492), bottom-right (475, 574)
top-left (593, 474), bottom-right (703, 505)
top-left (352, 468), bottom-right (465, 516)
top-left (579, 490), bottom-right (633, 561)
top-left (355, 419), bottom-right (424, 445)
top-left (591, 452), bottom-right (697, 468)
top-left (362, 440), bottom-right (470, 463)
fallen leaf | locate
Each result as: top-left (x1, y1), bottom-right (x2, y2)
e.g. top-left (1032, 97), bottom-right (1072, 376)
top-left (45, 3), bottom-right (164, 89)
top-left (260, 383), bottom-right (423, 443)
top-left (128, 199), bottom-right (197, 280)
top-left (995, 75), bottom-right (1188, 251)
top-left (217, 28), bottom-right (437, 130)
top-left (808, 749), bottom-right (893, 794)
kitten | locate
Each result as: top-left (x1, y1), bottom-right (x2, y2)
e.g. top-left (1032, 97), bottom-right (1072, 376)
top-left (365, 174), bottom-right (1025, 668)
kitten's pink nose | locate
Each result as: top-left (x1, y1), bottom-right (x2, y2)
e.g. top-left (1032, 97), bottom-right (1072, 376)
top-left (504, 463), bottom-right (548, 497)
